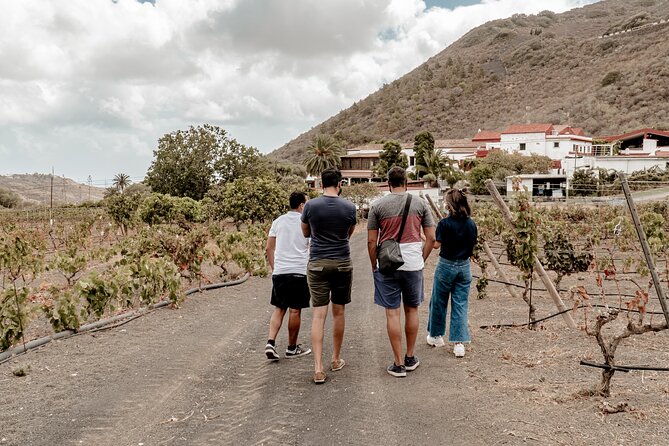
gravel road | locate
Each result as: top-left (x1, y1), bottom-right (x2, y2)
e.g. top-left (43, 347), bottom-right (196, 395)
top-left (2, 233), bottom-right (669, 445)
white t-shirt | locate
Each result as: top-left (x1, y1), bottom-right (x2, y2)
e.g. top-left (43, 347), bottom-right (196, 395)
top-left (268, 211), bottom-right (309, 275)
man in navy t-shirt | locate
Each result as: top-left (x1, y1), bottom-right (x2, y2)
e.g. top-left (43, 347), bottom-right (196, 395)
top-left (301, 168), bottom-right (357, 384)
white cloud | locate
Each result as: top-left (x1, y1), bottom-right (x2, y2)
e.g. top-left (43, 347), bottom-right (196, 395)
top-left (0, 0), bottom-right (596, 181)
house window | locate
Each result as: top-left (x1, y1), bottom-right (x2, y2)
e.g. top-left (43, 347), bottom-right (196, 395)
top-left (553, 142), bottom-right (559, 148)
top-left (409, 156), bottom-right (415, 166)
top-left (519, 143), bottom-right (526, 151)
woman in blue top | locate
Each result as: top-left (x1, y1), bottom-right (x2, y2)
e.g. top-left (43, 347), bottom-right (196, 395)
top-left (426, 189), bottom-right (478, 358)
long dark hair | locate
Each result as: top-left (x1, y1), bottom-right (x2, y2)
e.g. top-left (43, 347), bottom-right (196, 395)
top-left (445, 188), bottom-right (471, 218)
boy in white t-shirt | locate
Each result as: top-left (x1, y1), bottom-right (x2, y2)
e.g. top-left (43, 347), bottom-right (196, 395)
top-left (264, 192), bottom-right (312, 360)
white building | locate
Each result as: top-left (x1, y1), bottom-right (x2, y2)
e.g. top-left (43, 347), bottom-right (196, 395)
top-left (570, 128), bottom-right (669, 175)
top-left (488, 123), bottom-right (593, 163)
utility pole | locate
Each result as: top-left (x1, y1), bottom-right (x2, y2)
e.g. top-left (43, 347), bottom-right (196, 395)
top-left (50, 167), bottom-right (54, 226)
top-left (87, 175), bottom-right (92, 201)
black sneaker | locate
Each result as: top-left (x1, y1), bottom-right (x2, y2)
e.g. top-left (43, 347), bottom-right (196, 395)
top-left (387, 363), bottom-right (407, 377)
top-left (285, 344), bottom-right (312, 358)
top-left (404, 355), bottom-right (420, 371)
top-left (265, 343), bottom-right (279, 361)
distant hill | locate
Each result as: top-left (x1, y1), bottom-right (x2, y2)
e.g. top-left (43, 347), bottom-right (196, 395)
top-left (270, 0), bottom-right (669, 163)
top-left (0, 174), bottom-right (105, 207)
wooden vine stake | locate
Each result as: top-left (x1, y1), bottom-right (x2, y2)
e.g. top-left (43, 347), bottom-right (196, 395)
top-left (484, 179), bottom-right (577, 329)
top-left (424, 194), bottom-right (522, 302)
top-left (618, 172), bottom-right (669, 327)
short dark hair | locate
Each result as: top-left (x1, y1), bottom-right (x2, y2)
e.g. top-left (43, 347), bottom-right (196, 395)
top-left (321, 168), bottom-right (342, 188)
top-left (388, 166), bottom-right (407, 188)
top-left (445, 188), bottom-right (471, 218)
top-left (289, 191), bottom-right (307, 210)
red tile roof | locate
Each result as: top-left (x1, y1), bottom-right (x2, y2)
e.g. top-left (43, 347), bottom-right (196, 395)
top-left (472, 130), bottom-right (502, 142)
top-left (502, 123), bottom-right (554, 134)
top-left (601, 128), bottom-right (669, 142)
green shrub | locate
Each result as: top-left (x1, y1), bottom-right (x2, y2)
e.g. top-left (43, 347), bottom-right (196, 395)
top-left (0, 287), bottom-right (31, 350)
top-left (171, 196), bottom-right (204, 223)
top-left (77, 272), bottom-right (120, 318)
top-left (43, 290), bottom-right (84, 332)
top-left (138, 193), bottom-right (174, 225)
top-left (222, 177), bottom-right (288, 224)
top-left (601, 71), bottom-right (622, 87)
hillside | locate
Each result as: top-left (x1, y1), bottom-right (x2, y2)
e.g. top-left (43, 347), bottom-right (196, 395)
top-left (270, 0), bottom-right (669, 163)
top-left (0, 174), bottom-right (105, 207)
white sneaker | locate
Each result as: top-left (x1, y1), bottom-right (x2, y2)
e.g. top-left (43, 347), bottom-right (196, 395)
top-left (453, 343), bottom-right (465, 358)
top-left (426, 335), bottom-right (445, 347)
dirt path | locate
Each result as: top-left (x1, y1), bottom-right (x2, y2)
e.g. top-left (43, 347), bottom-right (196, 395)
top-left (2, 234), bottom-right (669, 445)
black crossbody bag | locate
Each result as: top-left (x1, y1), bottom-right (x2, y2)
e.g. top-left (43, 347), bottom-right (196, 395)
top-left (377, 194), bottom-right (412, 274)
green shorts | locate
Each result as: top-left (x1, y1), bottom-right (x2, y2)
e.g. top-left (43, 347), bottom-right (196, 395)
top-left (307, 258), bottom-right (353, 307)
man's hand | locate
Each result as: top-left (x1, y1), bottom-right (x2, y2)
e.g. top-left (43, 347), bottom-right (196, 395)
top-left (301, 222), bottom-right (311, 238)
top-left (422, 226), bottom-right (436, 261)
top-left (265, 236), bottom-right (276, 271)
top-left (367, 229), bottom-right (379, 271)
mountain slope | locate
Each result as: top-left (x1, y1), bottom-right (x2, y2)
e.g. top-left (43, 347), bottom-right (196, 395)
top-left (0, 174), bottom-right (105, 206)
top-left (270, 0), bottom-right (669, 163)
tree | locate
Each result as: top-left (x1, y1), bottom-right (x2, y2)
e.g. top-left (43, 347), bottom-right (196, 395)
top-left (413, 131), bottom-right (434, 178)
top-left (145, 124), bottom-right (266, 200)
top-left (104, 191), bottom-right (140, 235)
top-left (373, 141), bottom-right (408, 179)
top-left (304, 135), bottom-right (342, 180)
top-left (467, 164), bottom-right (494, 195)
top-left (0, 187), bottom-right (20, 208)
top-left (340, 183), bottom-right (382, 220)
top-left (479, 151), bottom-right (552, 180)
top-left (112, 173), bottom-right (131, 193)
top-left (215, 140), bottom-right (269, 184)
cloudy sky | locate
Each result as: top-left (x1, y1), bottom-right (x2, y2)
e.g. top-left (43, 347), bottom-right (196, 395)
top-left (0, 0), bottom-right (597, 184)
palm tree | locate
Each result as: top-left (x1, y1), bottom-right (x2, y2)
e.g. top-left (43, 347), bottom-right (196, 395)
top-left (416, 148), bottom-right (445, 178)
top-left (113, 173), bottom-right (131, 193)
top-left (304, 135), bottom-right (342, 185)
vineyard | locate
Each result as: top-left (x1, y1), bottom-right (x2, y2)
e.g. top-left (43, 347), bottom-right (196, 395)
top-left (0, 207), bottom-right (269, 362)
top-left (3, 179), bottom-right (669, 404)
top-left (461, 178), bottom-right (669, 399)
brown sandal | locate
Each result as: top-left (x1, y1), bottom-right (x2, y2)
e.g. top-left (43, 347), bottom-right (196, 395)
top-left (313, 371), bottom-right (327, 384)
top-left (331, 358), bottom-right (345, 371)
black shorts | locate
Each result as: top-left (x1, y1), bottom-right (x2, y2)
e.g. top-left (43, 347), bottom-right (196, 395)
top-left (271, 274), bottom-right (311, 309)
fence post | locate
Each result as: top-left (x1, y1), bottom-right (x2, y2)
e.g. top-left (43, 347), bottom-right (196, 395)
top-left (484, 179), bottom-right (577, 329)
top-left (618, 173), bottom-right (669, 327)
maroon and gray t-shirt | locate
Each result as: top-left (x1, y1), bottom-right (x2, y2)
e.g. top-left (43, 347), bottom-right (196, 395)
top-left (367, 193), bottom-right (435, 271)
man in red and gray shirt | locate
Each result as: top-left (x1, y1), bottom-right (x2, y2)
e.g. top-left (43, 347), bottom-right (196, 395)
top-left (367, 166), bottom-right (436, 377)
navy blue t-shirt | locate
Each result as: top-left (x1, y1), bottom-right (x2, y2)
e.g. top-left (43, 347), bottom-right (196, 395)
top-left (436, 216), bottom-right (478, 260)
top-left (301, 195), bottom-right (357, 261)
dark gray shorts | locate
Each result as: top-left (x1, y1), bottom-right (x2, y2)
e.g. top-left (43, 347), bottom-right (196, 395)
top-left (373, 269), bottom-right (424, 309)
top-left (307, 258), bottom-right (353, 307)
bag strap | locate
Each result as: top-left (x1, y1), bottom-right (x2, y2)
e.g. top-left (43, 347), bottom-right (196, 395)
top-left (395, 194), bottom-right (412, 243)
